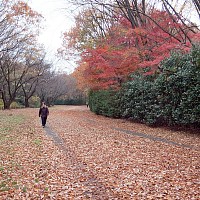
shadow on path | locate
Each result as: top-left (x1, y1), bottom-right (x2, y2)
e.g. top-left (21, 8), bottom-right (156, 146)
top-left (112, 127), bottom-right (195, 149)
top-left (86, 119), bottom-right (198, 150)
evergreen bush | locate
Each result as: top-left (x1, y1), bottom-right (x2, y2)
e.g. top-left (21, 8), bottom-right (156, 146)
top-left (89, 90), bottom-right (120, 117)
top-left (121, 45), bottom-right (200, 126)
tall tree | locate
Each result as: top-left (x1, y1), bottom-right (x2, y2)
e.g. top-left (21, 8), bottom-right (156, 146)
top-left (65, 0), bottom-right (199, 45)
top-left (71, 8), bottom-right (199, 90)
top-left (0, 0), bottom-right (44, 109)
top-left (20, 52), bottom-right (50, 107)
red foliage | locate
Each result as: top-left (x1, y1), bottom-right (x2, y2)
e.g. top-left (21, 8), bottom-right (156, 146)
top-left (74, 10), bottom-right (199, 90)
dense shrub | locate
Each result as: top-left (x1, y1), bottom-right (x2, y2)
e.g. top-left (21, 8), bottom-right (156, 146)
top-left (89, 90), bottom-right (120, 117)
top-left (10, 102), bottom-right (24, 109)
top-left (28, 96), bottom-right (41, 108)
top-left (119, 74), bottom-right (160, 125)
top-left (121, 45), bottom-right (200, 126)
top-left (155, 45), bottom-right (200, 125)
top-left (0, 99), bottom-right (24, 109)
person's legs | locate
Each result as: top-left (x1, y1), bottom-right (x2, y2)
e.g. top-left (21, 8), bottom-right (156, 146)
top-left (43, 117), bottom-right (47, 126)
top-left (41, 117), bottom-right (45, 127)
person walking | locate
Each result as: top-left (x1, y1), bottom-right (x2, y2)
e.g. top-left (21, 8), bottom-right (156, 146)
top-left (39, 102), bottom-right (49, 128)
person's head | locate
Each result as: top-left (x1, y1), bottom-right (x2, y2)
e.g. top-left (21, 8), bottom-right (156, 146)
top-left (41, 102), bottom-right (46, 107)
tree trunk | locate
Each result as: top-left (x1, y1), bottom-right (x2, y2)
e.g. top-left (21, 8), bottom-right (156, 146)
top-left (3, 101), bottom-right (12, 109)
top-left (24, 98), bottom-right (29, 107)
top-left (2, 90), bottom-right (14, 109)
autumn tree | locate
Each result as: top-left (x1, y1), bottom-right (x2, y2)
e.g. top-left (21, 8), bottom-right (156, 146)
top-left (59, 6), bottom-right (116, 62)
top-left (72, 61), bottom-right (90, 91)
top-left (0, 0), bottom-right (44, 109)
top-left (66, 0), bottom-right (199, 42)
top-left (193, 0), bottom-right (200, 17)
top-left (0, 0), bottom-right (42, 54)
top-left (63, 0), bottom-right (200, 50)
top-left (62, 0), bottom-right (200, 90)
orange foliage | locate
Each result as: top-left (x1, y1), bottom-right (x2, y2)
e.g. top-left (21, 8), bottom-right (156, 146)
top-left (4, 0), bottom-right (42, 23)
top-left (72, 10), bottom-right (200, 90)
top-left (72, 62), bottom-right (90, 91)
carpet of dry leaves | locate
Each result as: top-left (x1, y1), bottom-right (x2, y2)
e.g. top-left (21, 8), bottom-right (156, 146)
top-left (0, 105), bottom-right (199, 199)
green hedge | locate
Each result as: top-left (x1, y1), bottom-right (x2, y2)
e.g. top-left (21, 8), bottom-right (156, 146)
top-left (88, 45), bottom-right (200, 126)
top-left (55, 99), bottom-right (85, 105)
top-left (89, 90), bottom-right (120, 117)
top-left (119, 74), bottom-right (160, 125)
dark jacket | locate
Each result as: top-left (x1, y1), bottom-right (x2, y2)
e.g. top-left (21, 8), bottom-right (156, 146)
top-left (39, 106), bottom-right (49, 117)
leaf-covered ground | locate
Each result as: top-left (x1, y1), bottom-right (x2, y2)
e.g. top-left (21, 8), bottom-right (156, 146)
top-left (0, 106), bottom-right (199, 199)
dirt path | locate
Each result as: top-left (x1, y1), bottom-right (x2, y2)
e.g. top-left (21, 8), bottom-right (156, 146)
top-left (0, 106), bottom-right (199, 199)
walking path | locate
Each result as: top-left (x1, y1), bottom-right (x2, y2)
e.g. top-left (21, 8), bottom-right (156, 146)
top-left (41, 105), bottom-right (200, 199)
top-left (45, 117), bottom-right (197, 154)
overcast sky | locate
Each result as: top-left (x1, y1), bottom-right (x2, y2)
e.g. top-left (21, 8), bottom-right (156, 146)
top-left (27, 0), bottom-right (76, 74)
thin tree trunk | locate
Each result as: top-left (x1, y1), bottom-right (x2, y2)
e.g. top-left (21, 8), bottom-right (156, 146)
top-left (3, 99), bottom-right (12, 109)
top-left (24, 97), bottom-right (29, 107)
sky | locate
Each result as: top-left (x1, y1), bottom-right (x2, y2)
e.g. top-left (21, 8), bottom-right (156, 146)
top-left (27, 0), bottom-right (77, 74)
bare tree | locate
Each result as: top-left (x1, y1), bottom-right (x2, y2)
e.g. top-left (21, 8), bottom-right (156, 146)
top-left (0, 53), bottom-right (26, 109)
top-left (20, 53), bottom-right (51, 107)
top-left (36, 72), bottom-right (70, 106)
top-left (192, 0), bottom-right (200, 18)
top-left (0, 0), bottom-right (42, 54)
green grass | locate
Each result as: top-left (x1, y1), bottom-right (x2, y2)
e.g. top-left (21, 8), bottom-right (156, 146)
top-left (22, 186), bottom-right (27, 193)
top-left (0, 111), bottom-right (26, 173)
top-left (0, 181), bottom-right (10, 192)
top-left (0, 113), bottom-right (25, 142)
top-left (0, 114), bottom-right (25, 124)
top-left (33, 138), bottom-right (42, 146)
top-left (0, 100), bottom-right (24, 109)
top-left (0, 167), bottom-right (4, 171)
